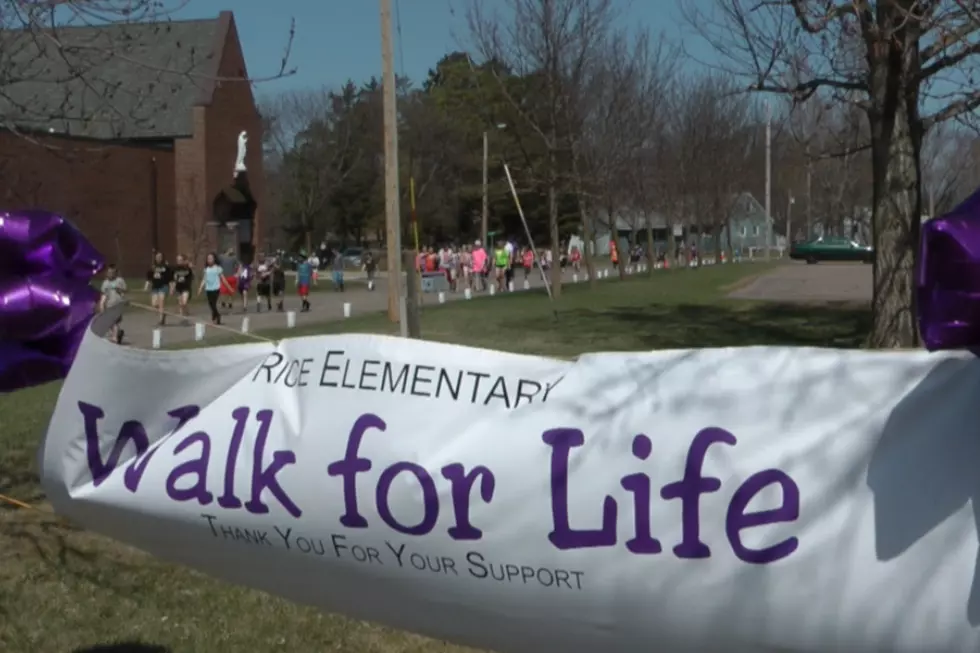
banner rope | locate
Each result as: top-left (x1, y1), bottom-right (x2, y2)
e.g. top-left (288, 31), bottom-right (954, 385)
top-left (126, 301), bottom-right (277, 343)
top-left (0, 493), bottom-right (42, 511)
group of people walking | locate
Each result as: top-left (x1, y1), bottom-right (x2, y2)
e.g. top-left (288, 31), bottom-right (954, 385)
top-left (140, 249), bottom-right (293, 327)
top-left (416, 239), bottom-right (582, 293)
top-left (97, 249), bottom-right (345, 345)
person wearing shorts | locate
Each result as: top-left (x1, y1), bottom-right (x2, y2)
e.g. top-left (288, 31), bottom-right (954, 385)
top-left (237, 262), bottom-right (252, 313)
top-left (171, 254), bottom-right (194, 323)
top-left (256, 259), bottom-right (272, 312)
top-left (471, 241), bottom-right (487, 291)
top-left (439, 245), bottom-right (454, 291)
top-left (145, 251), bottom-right (172, 326)
top-left (504, 239), bottom-right (516, 289)
top-left (459, 245), bottom-right (472, 290)
top-left (522, 247), bottom-right (534, 279)
top-left (493, 243), bottom-right (509, 292)
top-left (363, 251), bottom-right (377, 290)
top-left (99, 263), bottom-right (127, 344)
top-left (296, 257), bottom-right (313, 312)
top-left (272, 260), bottom-right (286, 311)
top-left (218, 248), bottom-right (237, 309)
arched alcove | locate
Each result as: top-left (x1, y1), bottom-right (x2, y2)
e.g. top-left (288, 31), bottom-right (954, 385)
top-left (211, 170), bottom-right (257, 263)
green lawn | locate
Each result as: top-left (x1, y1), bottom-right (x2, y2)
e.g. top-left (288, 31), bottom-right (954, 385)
top-left (0, 262), bottom-right (869, 653)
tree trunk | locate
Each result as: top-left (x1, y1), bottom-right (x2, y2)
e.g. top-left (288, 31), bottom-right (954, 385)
top-left (867, 55), bottom-right (922, 348)
top-left (569, 148), bottom-right (597, 289)
top-left (725, 217), bottom-right (734, 263)
top-left (645, 216), bottom-right (655, 278)
top-left (610, 201), bottom-right (626, 282)
top-left (548, 172), bottom-right (562, 298)
top-left (581, 204), bottom-right (597, 288)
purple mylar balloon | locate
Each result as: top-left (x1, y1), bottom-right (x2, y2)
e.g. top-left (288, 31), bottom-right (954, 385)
top-left (0, 211), bottom-right (104, 393)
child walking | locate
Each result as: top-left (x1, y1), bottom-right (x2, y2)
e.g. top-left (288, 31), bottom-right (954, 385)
top-left (199, 252), bottom-right (227, 325)
top-left (296, 256), bottom-right (313, 312)
top-left (99, 263), bottom-right (127, 344)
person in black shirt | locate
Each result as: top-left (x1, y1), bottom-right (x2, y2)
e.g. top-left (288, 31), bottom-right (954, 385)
top-left (144, 251), bottom-right (172, 326)
top-left (171, 254), bottom-right (194, 324)
top-left (256, 257), bottom-right (272, 312)
top-left (271, 259), bottom-right (286, 312)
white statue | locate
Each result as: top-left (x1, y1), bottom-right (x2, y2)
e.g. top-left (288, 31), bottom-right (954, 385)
top-left (234, 131), bottom-right (248, 173)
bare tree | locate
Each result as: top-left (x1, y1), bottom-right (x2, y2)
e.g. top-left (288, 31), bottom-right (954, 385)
top-left (176, 176), bottom-right (212, 264)
top-left (264, 86), bottom-right (368, 251)
top-left (579, 28), bottom-right (672, 281)
top-left (921, 121), bottom-right (975, 217)
top-left (682, 0), bottom-right (980, 347)
top-left (467, 0), bottom-right (616, 297)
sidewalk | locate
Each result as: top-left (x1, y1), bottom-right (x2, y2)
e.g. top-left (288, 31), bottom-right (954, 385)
top-left (119, 265), bottom-right (618, 348)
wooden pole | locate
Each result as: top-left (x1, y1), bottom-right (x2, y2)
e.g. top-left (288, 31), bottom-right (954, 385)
top-left (402, 250), bottom-right (421, 338)
top-left (380, 0), bottom-right (403, 323)
top-left (765, 100), bottom-right (772, 262)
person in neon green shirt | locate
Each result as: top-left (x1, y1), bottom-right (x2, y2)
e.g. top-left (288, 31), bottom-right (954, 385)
top-left (493, 243), bottom-right (509, 292)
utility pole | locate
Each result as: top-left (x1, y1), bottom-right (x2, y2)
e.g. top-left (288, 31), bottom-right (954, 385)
top-left (765, 100), bottom-right (772, 261)
top-left (380, 0), bottom-right (403, 324)
top-left (481, 130), bottom-right (489, 246)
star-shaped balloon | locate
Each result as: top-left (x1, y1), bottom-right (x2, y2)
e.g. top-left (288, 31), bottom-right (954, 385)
top-left (0, 211), bottom-right (104, 393)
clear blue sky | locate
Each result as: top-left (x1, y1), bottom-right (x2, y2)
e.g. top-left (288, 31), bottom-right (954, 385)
top-left (174, 0), bottom-right (714, 97)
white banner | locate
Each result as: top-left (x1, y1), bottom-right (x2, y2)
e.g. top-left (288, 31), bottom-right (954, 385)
top-left (39, 309), bottom-right (980, 652)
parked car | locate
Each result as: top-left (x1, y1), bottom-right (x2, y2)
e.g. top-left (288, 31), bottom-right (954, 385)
top-left (342, 247), bottom-right (364, 268)
top-left (789, 237), bottom-right (873, 264)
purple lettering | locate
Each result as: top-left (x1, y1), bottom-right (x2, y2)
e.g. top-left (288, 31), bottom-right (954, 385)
top-left (621, 434), bottom-right (661, 554)
top-left (243, 408), bottom-right (301, 518)
top-left (327, 413), bottom-right (384, 528)
top-left (217, 406), bottom-right (249, 509)
top-left (542, 428), bottom-right (617, 550)
top-left (129, 405), bottom-right (200, 491)
top-left (165, 432), bottom-right (214, 504)
top-left (726, 469), bottom-right (800, 564)
top-left (660, 427), bottom-right (736, 559)
top-left (80, 401), bottom-right (199, 490)
top-left (441, 463), bottom-right (495, 540)
top-left (376, 462), bottom-right (438, 535)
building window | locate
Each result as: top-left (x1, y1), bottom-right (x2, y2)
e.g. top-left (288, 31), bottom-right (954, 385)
top-left (754, 225), bottom-right (760, 236)
top-left (740, 225), bottom-right (746, 237)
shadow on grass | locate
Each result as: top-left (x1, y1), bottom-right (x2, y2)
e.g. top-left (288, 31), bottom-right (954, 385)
top-left (562, 301), bottom-right (871, 350)
top-left (0, 467), bottom-right (42, 504)
top-left (4, 513), bottom-right (170, 601)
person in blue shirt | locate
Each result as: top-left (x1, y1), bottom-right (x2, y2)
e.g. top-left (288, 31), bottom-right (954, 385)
top-left (331, 248), bottom-right (345, 292)
top-left (296, 255), bottom-right (313, 312)
top-left (198, 252), bottom-right (229, 324)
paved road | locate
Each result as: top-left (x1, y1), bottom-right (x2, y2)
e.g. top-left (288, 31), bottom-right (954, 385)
top-left (118, 264), bottom-right (625, 348)
top-left (728, 262), bottom-right (872, 303)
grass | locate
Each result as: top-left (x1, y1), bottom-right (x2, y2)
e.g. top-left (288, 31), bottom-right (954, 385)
top-left (0, 262), bottom-right (870, 653)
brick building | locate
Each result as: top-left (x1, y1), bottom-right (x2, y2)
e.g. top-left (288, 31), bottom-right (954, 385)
top-left (0, 12), bottom-right (265, 276)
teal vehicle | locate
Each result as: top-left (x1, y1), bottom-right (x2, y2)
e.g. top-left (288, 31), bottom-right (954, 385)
top-left (789, 237), bottom-right (873, 264)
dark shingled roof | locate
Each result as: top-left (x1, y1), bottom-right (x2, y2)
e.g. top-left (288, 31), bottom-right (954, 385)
top-left (0, 17), bottom-right (225, 140)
